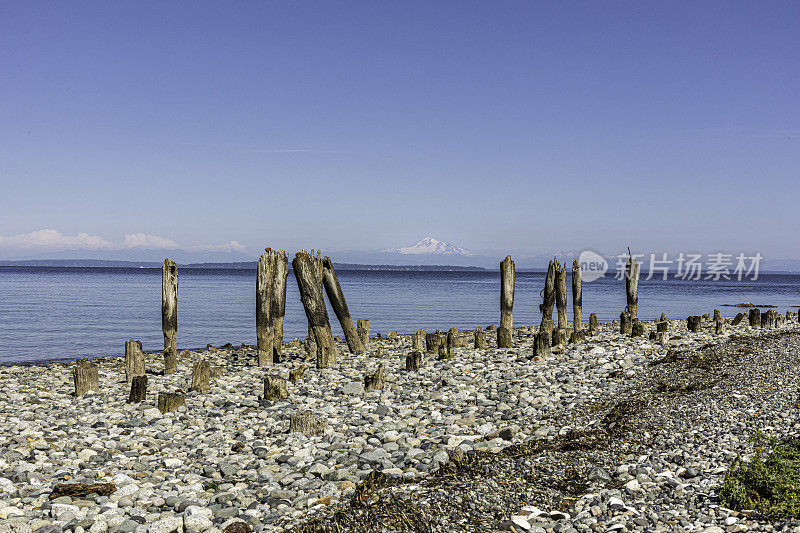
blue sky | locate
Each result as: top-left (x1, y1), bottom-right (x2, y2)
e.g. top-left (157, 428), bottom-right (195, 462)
top-left (1, 1), bottom-right (798, 259)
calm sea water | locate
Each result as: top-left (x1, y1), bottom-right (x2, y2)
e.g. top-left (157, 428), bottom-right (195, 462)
top-left (1, 266), bottom-right (798, 364)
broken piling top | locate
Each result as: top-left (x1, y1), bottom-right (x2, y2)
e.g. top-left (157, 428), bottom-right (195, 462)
top-left (497, 255), bottom-right (515, 348)
top-left (161, 258), bottom-right (178, 375)
top-left (571, 258), bottom-right (583, 333)
top-left (555, 260), bottom-right (568, 330)
top-left (256, 250), bottom-right (276, 366)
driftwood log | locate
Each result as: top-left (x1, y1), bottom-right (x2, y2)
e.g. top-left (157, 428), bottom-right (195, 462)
top-left (50, 483), bottom-right (115, 500)
top-left (322, 257), bottom-right (364, 353)
top-left (157, 392), bottom-right (185, 413)
top-left (161, 258), bottom-right (178, 375)
top-left (293, 250), bottom-right (337, 368)
top-left (190, 360), bottom-right (210, 392)
top-left (124, 340), bottom-right (145, 383)
top-left (73, 361), bottom-right (99, 397)
top-left (127, 375), bottom-right (147, 403)
top-left (497, 255), bottom-right (515, 348)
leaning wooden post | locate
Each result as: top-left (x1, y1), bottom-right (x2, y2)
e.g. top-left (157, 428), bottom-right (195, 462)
top-left (293, 250), bottom-right (337, 368)
top-left (555, 261), bottom-right (568, 331)
top-left (270, 249), bottom-right (289, 362)
top-left (161, 259), bottom-right (178, 375)
top-left (256, 250), bottom-right (274, 367)
top-left (625, 254), bottom-right (640, 321)
top-left (497, 255), bottom-right (515, 348)
top-left (322, 257), bottom-right (365, 353)
top-left (124, 340), bottom-right (145, 383)
top-left (73, 361), bottom-right (99, 397)
top-left (571, 259), bottom-right (584, 343)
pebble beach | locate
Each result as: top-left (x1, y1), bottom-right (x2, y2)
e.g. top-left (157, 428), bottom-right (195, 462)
top-left (1, 315), bottom-right (800, 533)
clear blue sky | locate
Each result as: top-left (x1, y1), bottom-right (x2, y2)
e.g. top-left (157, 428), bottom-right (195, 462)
top-left (1, 1), bottom-right (798, 259)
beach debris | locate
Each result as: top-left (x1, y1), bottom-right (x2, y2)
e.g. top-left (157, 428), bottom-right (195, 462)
top-left (293, 250), bottom-right (337, 368)
top-left (124, 339), bottom-right (145, 383)
top-left (190, 360), bottom-right (210, 392)
top-left (264, 375), bottom-right (289, 400)
top-left (73, 361), bottom-right (99, 397)
top-left (50, 482), bottom-right (115, 500)
top-left (158, 392), bottom-right (185, 414)
top-left (161, 258), bottom-right (178, 375)
top-left (127, 375), bottom-right (147, 403)
top-left (322, 256), bottom-right (365, 353)
top-left (498, 255), bottom-right (515, 348)
top-left (289, 410), bottom-right (326, 436)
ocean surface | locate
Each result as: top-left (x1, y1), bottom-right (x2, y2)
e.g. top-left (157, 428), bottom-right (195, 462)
top-left (1, 266), bottom-right (798, 365)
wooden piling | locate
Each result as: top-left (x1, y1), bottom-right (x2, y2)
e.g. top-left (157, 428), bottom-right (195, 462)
top-left (124, 340), bottom-right (145, 383)
top-left (425, 333), bottom-right (441, 354)
top-left (625, 254), bottom-right (640, 321)
top-left (540, 259), bottom-right (557, 338)
top-left (588, 313), bottom-right (598, 336)
top-left (190, 360), bottom-right (210, 392)
top-left (127, 375), bottom-right (147, 403)
top-left (322, 257), bottom-right (365, 354)
top-left (748, 308), bottom-right (761, 327)
top-left (731, 312), bottom-right (745, 326)
top-left (687, 315), bottom-right (701, 332)
top-left (270, 249), bottom-right (289, 363)
top-left (405, 351), bottom-right (423, 371)
top-left (73, 361), bottom-right (99, 397)
top-left (474, 326), bottom-right (487, 349)
top-left (620, 311), bottom-right (632, 335)
top-left (292, 250), bottom-right (337, 368)
top-left (555, 261), bottom-right (568, 331)
top-left (571, 259), bottom-right (584, 343)
top-left (264, 375), bottom-right (289, 401)
top-left (497, 255), bottom-right (515, 348)
top-left (412, 329), bottom-right (426, 351)
top-left (161, 259), bottom-right (178, 375)
top-left (357, 320), bottom-right (370, 348)
top-left (256, 250), bottom-right (275, 367)
top-left (157, 392), bottom-right (185, 414)
top-left (364, 364), bottom-right (385, 391)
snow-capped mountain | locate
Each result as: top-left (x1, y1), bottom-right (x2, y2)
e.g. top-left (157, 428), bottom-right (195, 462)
top-left (383, 237), bottom-right (474, 256)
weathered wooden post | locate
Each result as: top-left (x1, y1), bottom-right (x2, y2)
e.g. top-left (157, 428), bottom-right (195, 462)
top-left (161, 259), bottom-right (178, 375)
top-left (555, 261), bottom-right (568, 331)
top-left (405, 351), bottom-right (423, 371)
top-left (127, 376), bottom-right (147, 403)
top-left (625, 254), bottom-right (640, 321)
top-left (357, 320), bottom-right (370, 348)
top-left (157, 392), bottom-right (185, 414)
top-left (124, 340), bottom-right (145, 383)
top-left (412, 329), bottom-right (426, 350)
top-left (571, 259), bottom-right (584, 343)
top-left (289, 411), bottom-right (326, 436)
top-left (474, 326), bottom-right (487, 349)
top-left (425, 332), bottom-right (441, 354)
top-left (293, 250), bottom-right (337, 368)
top-left (270, 249), bottom-right (289, 362)
top-left (714, 310), bottom-right (724, 334)
top-left (321, 257), bottom-right (365, 354)
top-left (264, 375), bottom-right (289, 400)
top-left (620, 311), bottom-right (632, 334)
top-left (73, 361), bottom-right (99, 397)
top-left (631, 320), bottom-right (644, 337)
top-left (588, 313), bottom-right (598, 336)
top-left (540, 259), bottom-right (557, 338)
top-left (748, 308), bottom-right (761, 327)
top-left (364, 364), bottom-right (385, 391)
top-left (498, 255), bottom-right (515, 348)
top-left (687, 315), bottom-right (701, 332)
top-left (190, 360), bottom-right (210, 392)
top-left (731, 312), bottom-right (745, 326)
top-left (532, 328), bottom-right (551, 359)
top-left (256, 250), bottom-right (275, 367)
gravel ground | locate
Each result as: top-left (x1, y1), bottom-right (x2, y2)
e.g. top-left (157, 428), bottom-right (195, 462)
top-left (0, 314), bottom-right (798, 533)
